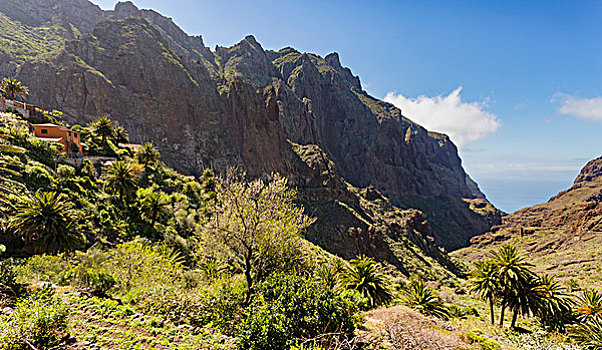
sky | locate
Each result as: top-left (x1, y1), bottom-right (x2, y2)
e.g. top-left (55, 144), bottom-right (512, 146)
top-left (91, 0), bottom-right (602, 213)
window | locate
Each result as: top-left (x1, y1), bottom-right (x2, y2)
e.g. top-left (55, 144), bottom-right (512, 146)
top-left (74, 133), bottom-right (78, 138)
top-left (41, 129), bottom-right (48, 135)
top-left (68, 131), bottom-right (72, 137)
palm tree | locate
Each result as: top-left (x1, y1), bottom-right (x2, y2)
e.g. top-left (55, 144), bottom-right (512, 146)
top-left (114, 126), bottom-right (129, 144)
top-left (506, 275), bottom-right (544, 329)
top-left (316, 259), bottom-right (345, 290)
top-left (341, 255), bottom-right (393, 307)
top-left (575, 289), bottom-right (602, 322)
top-left (136, 187), bottom-right (170, 227)
top-left (136, 142), bottom-right (161, 166)
top-left (489, 243), bottom-right (535, 326)
top-left (91, 116), bottom-right (116, 145)
top-left (10, 191), bottom-right (84, 253)
top-left (403, 280), bottom-right (450, 320)
top-left (470, 260), bottom-right (499, 324)
top-left (0, 78), bottom-right (29, 100)
top-left (103, 160), bottom-right (142, 203)
top-left (569, 317), bottom-right (602, 349)
top-left (536, 275), bottom-right (574, 331)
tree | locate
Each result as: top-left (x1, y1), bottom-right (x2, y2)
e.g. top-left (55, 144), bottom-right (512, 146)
top-left (569, 317), bottom-right (602, 349)
top-left (341, 255), bottom-right (393, 307)
top-left (575, 289), bottom-right (602, 322)
top-left (470, 260), bottom-right (499, 325)
top-left (114, 126), bottom-right (129, 144)
top-left (10, 191), bottom-right (84, 253)
top-left (0, 77), bottom-right (29, 100)
top-left (0, 143), bottom-right (26, 214)
top-left (91, 116), bottom-right (116, 145)
top-left (202, 170), bottom-right (315, 306)
top-left (103, 160), bottom-right (142, 204)
top-left (536, 275), bottom-right (574, 331)
top-left (489, 243), bottom-right (534, 327)
top-left (136, 187), bottom-right (170, 227)
top-left (136, 142), bottom-right (161, 166)
top-left (402, 280), bottom-right (449, 320)
top-left (506, 275), bottom-right (544, 328)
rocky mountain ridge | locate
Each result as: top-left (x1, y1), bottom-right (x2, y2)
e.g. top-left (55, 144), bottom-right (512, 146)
top-left (0, 0), bottom-right (501, 258)
top-left (454, 156), bottom-right (602, 287)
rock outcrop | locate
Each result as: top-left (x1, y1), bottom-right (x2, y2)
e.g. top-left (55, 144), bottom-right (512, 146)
top-left (0, 0), bottom-right (501, 255)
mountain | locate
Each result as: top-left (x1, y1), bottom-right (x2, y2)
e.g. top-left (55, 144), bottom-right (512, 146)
top-left (453, 156), bottom-right (602, 288)
top-left (0, 0), bottom-right (501, 263)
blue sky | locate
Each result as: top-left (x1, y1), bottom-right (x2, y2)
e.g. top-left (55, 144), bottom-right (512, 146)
top-left (91, 0), bottom-right (602, 213)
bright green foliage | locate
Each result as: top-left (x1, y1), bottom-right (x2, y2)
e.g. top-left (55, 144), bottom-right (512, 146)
top-left (23, 161), bottom-right (54, 189)
top-left (136, 142), bottom-right (161, 166)
top-left (0, 288), bottom-right (68, 350)
top-left (103, 160), bottom-right (142, 203)
top-left (10, 191), bottom-right (84, 253)
top-left (470, 260), bottom-right (499, 324)
top-left (105, 240), bottom-right (184, 294)
top-left (402, 280), bottom-right (449, 320)
top-left (236, 274), bottom-right (358, 350)
top-left (114, 126), bottom-right (129, 144)
top-left (341, 255), bottom-right (393, 307)
top-left (0, 77), bottom-right (28, 100)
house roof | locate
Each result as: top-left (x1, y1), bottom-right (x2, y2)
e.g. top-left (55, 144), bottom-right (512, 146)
top-left (33, 123), bottom-right (70, 130)
top-left (37, 137), bottom-right (63, 142)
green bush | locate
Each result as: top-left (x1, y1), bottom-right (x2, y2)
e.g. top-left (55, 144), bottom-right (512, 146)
top-left (17, 254), bottom-right (72, 286)
top-left (236, 274), bottom-right (359, 350)
top-left (0, 259), bottom-right (26, 298)
top-left (23, 162), bottom-right (54, 189)
top-left (0, 288), bottom-right (68, 350)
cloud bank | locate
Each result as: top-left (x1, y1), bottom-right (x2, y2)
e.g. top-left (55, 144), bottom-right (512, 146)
top-left (554, 93), bottom-right (602, 121)
top-left (384, 87), bottom-right (501, 149)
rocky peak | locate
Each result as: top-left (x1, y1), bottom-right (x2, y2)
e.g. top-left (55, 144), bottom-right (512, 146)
top-left (574, 156), bottom-right (602, 186)
top-left (113, 1), bottom-right (139, 15)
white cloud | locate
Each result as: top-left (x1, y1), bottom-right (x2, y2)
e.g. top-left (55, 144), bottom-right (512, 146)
top-left (384, 87), bottom-right (501, 149)
top-left (554, 93), bottom-right (602, 121)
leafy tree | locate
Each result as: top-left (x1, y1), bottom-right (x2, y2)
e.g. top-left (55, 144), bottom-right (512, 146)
top-left (202, 170), bottom-right (315, 306)
top-left (91, 116), bottom-right (116, 145)
top-left (136, 142), bottom-right (161, 166)
top-left (341, 255), bottom-right (393, 308)
top-left (103, 160), bottom-right (142, 204)
top-left (316, 259), bottom-right (345, 290)
top-left (10, 191), bottom-right (84, 253)
top-left (136, 187), bottom-right (170, 227)
top-left (402, 280), bottom-right (449, 320)
top-left (0, 143), bottom-right (25, 214)
top-left (489, 244), bottom-right (534, 327)
top-left (470, 260), bottom-right (499, 325)
top-left (0, 77), bottom-right (29, 100)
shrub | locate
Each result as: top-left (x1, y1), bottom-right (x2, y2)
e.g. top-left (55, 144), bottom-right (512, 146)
top-left (17, 254), bottom-right (72, 286)
top-left (0, 288), bottom-right (68, 350)
top-left (236, 274), bottom-right (359, 349)
top-left (0, 259), bottom-right (26, 298)
top-left (23, 162), bottom-right (54, 189)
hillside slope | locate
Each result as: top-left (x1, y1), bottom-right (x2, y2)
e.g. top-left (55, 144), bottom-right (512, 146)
top-left (0, 0), bottom-right (501, 253)
top-left (454, 156), bottom-right (602, 288)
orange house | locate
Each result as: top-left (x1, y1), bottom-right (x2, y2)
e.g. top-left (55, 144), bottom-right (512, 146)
top-left (32, 123), bottom-right (83, 154)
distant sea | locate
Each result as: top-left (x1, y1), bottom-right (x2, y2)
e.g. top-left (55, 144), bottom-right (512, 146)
top-left (476, 177), bottom-right (574, 214)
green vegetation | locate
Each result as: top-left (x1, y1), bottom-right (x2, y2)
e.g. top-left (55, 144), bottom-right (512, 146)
top-left (0, 77), bottom-right (29, 100)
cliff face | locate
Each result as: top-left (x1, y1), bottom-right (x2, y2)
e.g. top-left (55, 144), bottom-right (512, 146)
top-left (0, 0), bottom-right (500, 251)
